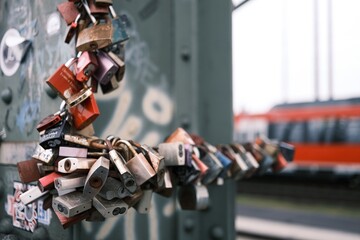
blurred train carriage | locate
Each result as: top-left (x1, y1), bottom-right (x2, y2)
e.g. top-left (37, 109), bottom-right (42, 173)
top-left (234, 97), bottom-right (360, 178)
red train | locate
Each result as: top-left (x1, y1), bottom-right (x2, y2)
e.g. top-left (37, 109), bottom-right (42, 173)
top-left (234, 98), bottom-right (360, 174)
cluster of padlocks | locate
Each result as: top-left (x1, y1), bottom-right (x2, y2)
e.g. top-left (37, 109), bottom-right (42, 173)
top-left (14, 0), bottom-right (295, 230)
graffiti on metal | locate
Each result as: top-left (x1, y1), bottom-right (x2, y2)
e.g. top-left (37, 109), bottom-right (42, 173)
top-left (5, 182), bottom-right (52, 233)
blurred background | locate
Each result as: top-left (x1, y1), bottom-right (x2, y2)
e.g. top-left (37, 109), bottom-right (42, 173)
top-left (232, 0), bottom-right (360, 239)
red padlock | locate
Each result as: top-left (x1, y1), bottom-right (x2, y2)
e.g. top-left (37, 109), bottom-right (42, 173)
top-left (46, 58), bottom-right (83, 100)
top-left (69, 94), bottom-right (100, 130)
top-left (75, 51), bottom-right (99, 82)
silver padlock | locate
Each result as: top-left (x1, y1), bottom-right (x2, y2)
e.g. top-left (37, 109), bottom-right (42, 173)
top-left (55, 172), bottom-right (87, 192)
top-left (99, 177), bottom-right (132, 200)
top-left (93, 195), bottom-right (128, 218)
top-left (119, 140), bottom-right (156, 186)
top-left (52, 191), bottom-right (92, 217)
top-left (199, 147), bottom-right (223, 185)
top-left (158, 142), bottom-right (186, 166)
top-left (141, 144), bottom-right (166, 188)
top-left (178, 184), bottom-right (209, 211)
top-left (106, 140), bottom-right (137, 193)
top-left (83, 156), bottom-right (110, 199)
top-left (20, 186), bottom-right (49, 205)
top-left (57, 157), bottom-right (97, 173)
top-left (155, 169), bottom-right (173, 197)
top-left (59, 146), bottom-right (88, 158)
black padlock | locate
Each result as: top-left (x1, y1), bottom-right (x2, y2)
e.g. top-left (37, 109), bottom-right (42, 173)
top-left (39, 118), bottom-right (70, 149)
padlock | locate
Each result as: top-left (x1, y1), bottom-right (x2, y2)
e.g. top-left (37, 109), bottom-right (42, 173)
top-left (17, 159), bottom-right (42, 183)
top-left (165, 127), bottom-right (195, 145)
top-left (66, 87), bottom-right (93, 108)
top-left (76, 11), bottom-right (114, 51)
top-left (99, 177), bottom-right (132, 200)
top-left (65, 13), bottom-right (82, 44)
top-left (57, 1), bottom-right (80, 25)
top-left (39, 118), bottom-right (70, 149)
top-left (191, 154), bottom-right (209, 179)
top-left (32, 145), bottom-right (57, 164)
top-left (75, 51), bottom-right (98, 82)
top-left (59, 146), bottom-right (88, 158)
top-left (158, 142), bottom-right (186, 166)
top-left (53, 191), bottom-right (92, 217)
top-left (178, 184), bottom-right (209, 211)
top-left (141, 144), bottom-right (166, 188)
top-left (230, 144), bottom-right (259, 178)
top-left (38, 172), bottom-right (63, 192)
top-left (119, 140), bottom-right (156, 186)
top-left (46, 58), bottom-right (83, 101)
top-left (55, 172), bottom-right (87, 192)
top-left (53, 206), bottom-right (92, 229)
top-left (133, 188), bottom-right (153, 214)
top-left (204, 142), bottom-right (232, 172)
top-left (108, 6), bottom-right (129, 45)
top-left (155, 169), bottom-right (173, 197)
top-left (107, 51), bottom-right (125, 82)
top-left (83, 156), bottom-right (109, 198)
top-left (279, 142), bottom-right (295, 162)
top-left (253, 144), bottom-right (274, 174)
top-left (198, 147), bottom-right (223, 185)
top-left (106, 140), bottom-right (137, 193)
top-left (20, 186), bottom-right (49, 205)
top-left (93, 50), bottom-right (119, 85)
top-left (57, 157), bottom-right (97, 173)
top-left (100, 75), bottom-right (119, 94)
top-left (69, 94), bottom-right (100, 130)
top-left (63, 134), bottom-right (96, 148)
top-left (37, 113), bottom-right (62, 132)
top-left (93, 196), bottom-right (128, 218)
top-left (88, 0), bottom-right (110, 14)
top-left (219, 145), bottom-right (248, 180)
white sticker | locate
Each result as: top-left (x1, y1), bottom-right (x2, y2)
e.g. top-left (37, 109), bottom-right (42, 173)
top-left (46, 12), bottom-right (61, 36)
top-left (0, 28), bottom-right (21, 76)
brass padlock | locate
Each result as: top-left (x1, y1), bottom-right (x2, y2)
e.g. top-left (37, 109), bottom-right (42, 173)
top-left (119, 140), bottom-right (156, 186)
top-left (76, 20), bottom-right (112, 51)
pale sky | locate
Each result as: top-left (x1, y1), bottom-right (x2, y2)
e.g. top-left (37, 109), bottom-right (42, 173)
top-left (232, 0), bottom-right (360, 114)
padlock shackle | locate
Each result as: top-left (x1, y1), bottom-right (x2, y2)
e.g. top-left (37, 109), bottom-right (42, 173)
top-left (109, 5), bottom-right (117, 18)
top-left (65, 57), bottom-right (77, 68)
top-left (119, 140), bottom-right (137, 157)
top-left (81, 0), bottom-right (98, 25)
